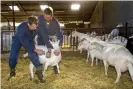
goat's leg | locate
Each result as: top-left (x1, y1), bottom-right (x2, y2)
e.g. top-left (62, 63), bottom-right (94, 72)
top-left (103, 60), bottom-right (109, 76)
top-left (42, 64), bottom-right (45, 75)
top-left (29, 63), bottom-right (34, 80)
top-left (41, 64), bottom-right (48, 80)
top-left (86, 51), bottom-right (89, 63)
top-left (96, 58), bottom-right (98, 65)
top-left (43, 63), bottom-right (48, 74)
top-left (127, 63), bottom-right (133, 82)
top-left (114, 67), bottom-right (121, 84)
top-left (56, 64), bottom-right (60, 74)
top-left (91, 56), bottom-right (94, 66)
top-left (80, 49), bottom-right (82, 53)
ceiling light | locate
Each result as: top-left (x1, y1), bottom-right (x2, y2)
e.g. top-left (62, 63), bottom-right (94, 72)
top-left (84, 22), bottom-right (90, 24)
top-left (60, 23), bottom-right (64, 27)
top-left (15, 23), bottom-right (21, 26)
top-left (9, 6), bottom-right (19, 11)
top-left (71, 4), bottom-right (80, 10)
top-left (40, 5), bottom-right (48, 10)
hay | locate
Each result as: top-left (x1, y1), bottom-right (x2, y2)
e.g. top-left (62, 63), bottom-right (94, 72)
top-left (1, 52), bottom-right (133, 89)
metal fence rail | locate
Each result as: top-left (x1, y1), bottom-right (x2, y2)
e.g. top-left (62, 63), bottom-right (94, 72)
top-left (1, 26), bottom-right (133, 53)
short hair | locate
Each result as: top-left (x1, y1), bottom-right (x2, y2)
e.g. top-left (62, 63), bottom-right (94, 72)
top-left (28, 16), bottom-right (38, 25)
top-left (43, 7), bottom-right (53, 16)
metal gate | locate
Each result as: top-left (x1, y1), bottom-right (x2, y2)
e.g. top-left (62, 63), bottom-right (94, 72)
top-left (1, 31), bottom-right (15, 53)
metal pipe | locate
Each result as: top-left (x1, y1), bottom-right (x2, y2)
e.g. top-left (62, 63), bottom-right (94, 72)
top-left (17, 1), bottom-right (29, 16)
top-left (12, 1), bottom-right (15, 32)
top-left (1, 14), bottom-right (9, 22)
top-left (125, 22), bottom-right (128, 38)
top-left (1, 14), bottom-right (11, 30)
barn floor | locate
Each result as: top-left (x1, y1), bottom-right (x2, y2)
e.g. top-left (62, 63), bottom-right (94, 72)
top-left (1, 51), bottom-right (133, 89)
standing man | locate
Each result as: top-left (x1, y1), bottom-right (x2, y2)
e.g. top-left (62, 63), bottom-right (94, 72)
top-left (37, 7), bottom-right (63, 73)
top-left (8, 16), bottom-right (45, 83)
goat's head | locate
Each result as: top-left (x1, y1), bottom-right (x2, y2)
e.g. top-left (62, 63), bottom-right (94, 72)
top-left (49, 40), bottom-right (60, 51)
top-left (90, 42), bottom-right (104, 52)
top-left (78, 42), bottom-right (83, 51)
top-left (78, 39), bottom-right (90, 51)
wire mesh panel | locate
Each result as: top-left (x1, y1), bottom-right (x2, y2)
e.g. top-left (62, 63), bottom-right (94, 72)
top-left (61, 29), bottom-right (72, 49)
top-left (1, 31), bottom-right (15, 52)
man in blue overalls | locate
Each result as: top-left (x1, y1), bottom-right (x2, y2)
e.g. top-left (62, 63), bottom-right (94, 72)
top-left (8, 17), bottom-right (45, 83)
top-left (37, 7), bottom-right (63, 73)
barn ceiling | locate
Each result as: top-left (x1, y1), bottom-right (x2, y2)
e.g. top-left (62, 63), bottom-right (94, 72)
top-left (1, 1), bottom-right (98, 23)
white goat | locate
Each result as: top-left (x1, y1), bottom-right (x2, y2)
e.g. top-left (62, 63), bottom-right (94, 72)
top-left (71, 30), bottom-right (89, 40)
top-left (91, 42), bottom-right (133, 83)
top-left (24, 40), bottom-right (61, 80)
top-left (78, 39), bottom-right (102, 65)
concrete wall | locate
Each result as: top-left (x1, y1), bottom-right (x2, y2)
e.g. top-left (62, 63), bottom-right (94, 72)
top-left (103, 1), bottom-right (133, 28)
top-left (90, 1), bottom-right (133, 28)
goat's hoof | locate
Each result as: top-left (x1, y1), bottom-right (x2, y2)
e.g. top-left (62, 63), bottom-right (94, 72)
top-left (105, 74), bottom-right (108, 76)
top-left (40, 79), bottom-right (46, 83)
top-left (55, 71), bottom-right (60, 74)
top-left (114, 81), bottom-right (119, 84)
top-left (29, 77), bottom-right (33, 81)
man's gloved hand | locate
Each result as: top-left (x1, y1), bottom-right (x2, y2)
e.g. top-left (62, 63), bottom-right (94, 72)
top-left (34, 49), bottom-right (43, 55)
top-left (46, 48), bottom-right (52, 58)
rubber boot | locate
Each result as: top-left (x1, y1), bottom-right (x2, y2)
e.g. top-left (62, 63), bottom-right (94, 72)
top-left (35, 67), bottom-right (45, 83)
top-left (8, 68), bottom-right (16, 80)
top-left (10, 68), bottom-right (16, 76)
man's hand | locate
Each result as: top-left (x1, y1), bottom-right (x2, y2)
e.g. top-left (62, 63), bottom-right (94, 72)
top-left (54, 50), bottom-right (60, 56)
top-left (34, 49), bottom-right (43, 55)
top-left (46, 48), bottom-right (52, 58)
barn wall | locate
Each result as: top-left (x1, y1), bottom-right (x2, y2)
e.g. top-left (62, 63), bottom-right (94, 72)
top-left (90, 1), bottom-right (103, 28)
top-left (90, 1), bottom-right (133, 28)
top-left (103, 1), bottom-right (133, 28)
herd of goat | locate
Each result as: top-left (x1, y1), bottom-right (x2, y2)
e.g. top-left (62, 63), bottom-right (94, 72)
top-left (1, 27), bottom-right (133, 84)
top-left (72, 29), bottom-right (133, 83)
top-left (25, 28), bottom-right (133, 84)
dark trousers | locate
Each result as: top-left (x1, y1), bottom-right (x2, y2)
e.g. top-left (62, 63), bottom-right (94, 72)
top-left (9, 37), bottom-right (42, 69)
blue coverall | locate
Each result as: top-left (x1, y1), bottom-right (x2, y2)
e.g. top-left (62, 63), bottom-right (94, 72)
top-left (37, 15), bottom-right (63, 48)
top-left (9, 22), bottom-right (42, 69)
